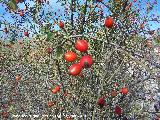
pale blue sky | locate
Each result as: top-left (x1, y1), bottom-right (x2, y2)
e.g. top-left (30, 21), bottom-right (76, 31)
top-left (0, 0), bottom-right (159, 39)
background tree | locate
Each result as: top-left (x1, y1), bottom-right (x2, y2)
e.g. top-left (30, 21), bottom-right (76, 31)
top-left (0, 0), bottom-right (160, 119)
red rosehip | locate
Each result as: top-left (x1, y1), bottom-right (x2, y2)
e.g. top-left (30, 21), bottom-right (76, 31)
top-left (15, 74), bottom-right (21, 81)
top-left (59, 21), bottom-right (64, 28)
top-left (104, 17), bottom-right (114, 28)
top-left (52, 85), bottom-right (61, 94)
top-left (2, 111), bottom-right (9, 118)
top-left (64, 51), bottom-right (77, 62)
top-left (3, 28), bottom-right (8, 33)
top-left (111, 90), bottom-right (117, 97)
top-left (97, 97), bottom-right (106, 107)
top-left (24, 31), bottom-right (29, 37)
top-left (79, 55), bottom-right (93, 68)
top-left (120, 87), bottom-right (129, 95)
top-left (115, 105), bottom-right (122, 115)
top-left (20, 11), bottom-right (24, 16)
top-left (75, 39), bottom-right (88, 52)
top-left (16, 0), bottom-right (19, 4)
top-left (47, 47), bottom-right (53, 54)
top-left (47, 101), bottom-right (55, 107)
top-left (68, 63), bottom-right (82, 76)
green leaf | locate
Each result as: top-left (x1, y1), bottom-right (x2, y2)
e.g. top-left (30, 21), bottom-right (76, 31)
top-left (88, 0), bottom-right (92, 2)
top-left (65, 44), bottom-right (72, 50)
top-left (81, 5), bottom-right (85, 13)
top-left (7, 0), bottom-right (18, 10)
top-left (46, 32), bottom-right (53, 41)
top-left (40, 27), bottom-right (46, 33)
top-left (154, 39), bottom-right (160, 45)
top-left (8, 105), bottom-right (14, 112)
top-left (56, 46), bottom-right (63, 59)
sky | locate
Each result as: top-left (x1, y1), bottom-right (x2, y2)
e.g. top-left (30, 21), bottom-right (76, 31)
top-left (0, 0), bottom-right (160, 40)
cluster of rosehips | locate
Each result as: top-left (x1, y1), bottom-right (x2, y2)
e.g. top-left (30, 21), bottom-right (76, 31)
top-left (97, 87), bottom-right (129, 116)
top-left (60, 16), bottom-right (114, 76)
top-left (96, 17), bottom-right (130, 116)
top-left (64, 39), bottom-right (93, 76)
top-left (49, 39), bottom-right (94, 104)
top-left (3, 0), bottom-right (28, 37)
top-left (51, 85), bottom-right (61, 94)
top-left (15, 0), bottom-right (24, 4)
top-left (4, 27), bottom-right (29, 37)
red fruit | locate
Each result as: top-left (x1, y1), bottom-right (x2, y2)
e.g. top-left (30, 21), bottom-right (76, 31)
top-left (97, 97), bottom-right (105, 107)
top-left (155, 118), bottom-right (159, 120)
top-left (15, 75), bottom-right (21, 81)
top-left (20, 11), bottom-right (24, 16)
top-left (16, 0), bottom-right (19, 4)
top-left (129, 2), bottom-right (133, 6)
top-left (55, 85), bottom-right (61, 92)
top-left (24, 31), bottom-right (29, 37)
top-left (47, 101), bottom-right (55, 107)
top-left (115, 105), bottom-right (122, 115)
top-left (97, 0), bottom-right (102, 2)
top-left (6, 44), bottom-right (12, 48)
top-left (111, 90), bottom-right (117, 97)
top-left (19, 0), bottom-right (24, 3)
top-left (59, 21), bottom-right (64, 28)
top-left (125, 2), bottom-right (133, 10)
top-left (2, 111), bottom-right (8, 118)
top-left (52, 85), bottom-right (60, 94)
top-left (104, 17), bottom-right (114, 28)
top-left (64, 90), bottom-right (68, 96)
top-left (75, 39), bottom-right (88, 52)
top-left (68, 63), bottom-right (82, 76)
top-left (79, 55), bottom-right (93, 68)
top-left (37, 0), bottom-right (45, 4)
top-left (47, 47), bottom-right (53, 54)
top-left (18, 41), bottom-right (23, 44)
top-left (120, 87), bottom-right (128, 95)
top-left (140, 23), bottom-right (144, 29)
top-left (64, 51), bottom-right (77, 62)
top-left (114, 82), bottom-right (119, 87)
top-left (65, 117), bottom-right (72, 120)
top-left (146, 40), bottom-right (152, 48)
top-left (51, 89), bottom-right (56, 94)
top-left (3, 28), bottom-right (8, 33)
